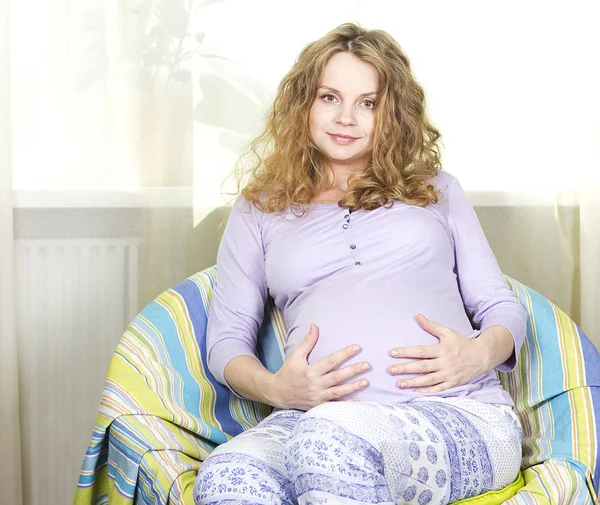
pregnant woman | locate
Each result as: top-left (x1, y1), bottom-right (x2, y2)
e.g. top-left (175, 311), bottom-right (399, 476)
top-left (194, 22), bottom-right (526, 505)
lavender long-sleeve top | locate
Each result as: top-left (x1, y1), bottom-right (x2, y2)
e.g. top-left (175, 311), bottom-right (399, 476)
top-left (206, 171), bottom-right (527, 406)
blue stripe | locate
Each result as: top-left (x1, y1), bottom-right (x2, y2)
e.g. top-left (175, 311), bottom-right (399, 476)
top-left (579, 327), bottom-right (600, 387)
top-left (172, 278), bottom-right (245, 439)
top-left (257, 303), bottom-right (285, 373)
top-left (589, 386), bottom-right (600, 495)
top-left (526, 286), bottom-right (567, 402)
top-left (137, 461), bottom-right (165, 505)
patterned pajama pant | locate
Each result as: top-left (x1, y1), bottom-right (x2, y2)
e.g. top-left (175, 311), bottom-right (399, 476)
top-left (193, 397), bottom-right (523, 505)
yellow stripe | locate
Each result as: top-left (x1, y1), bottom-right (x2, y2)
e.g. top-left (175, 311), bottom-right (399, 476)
top-left (561, 310), bottom-right (585, 389)
top-left (269, 296), bottom-right (288, 353)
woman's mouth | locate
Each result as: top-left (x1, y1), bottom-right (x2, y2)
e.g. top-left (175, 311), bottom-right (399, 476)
top-left (328, 133), bottom-right (359, 145)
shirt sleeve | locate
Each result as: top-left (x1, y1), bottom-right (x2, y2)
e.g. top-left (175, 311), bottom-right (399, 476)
top-left (206, 197), bottom-right (268, 397)
top-left (447, 177), bottom-right (528, 372)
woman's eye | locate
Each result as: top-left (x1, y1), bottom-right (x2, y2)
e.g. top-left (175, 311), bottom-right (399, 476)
top-left (363, 99), bottom-right (375, 109)
top-left (322, 94), bottom-right (336, 102)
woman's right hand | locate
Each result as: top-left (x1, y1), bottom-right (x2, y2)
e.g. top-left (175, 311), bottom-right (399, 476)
top-left (268, 323), bottom-right (371, 411)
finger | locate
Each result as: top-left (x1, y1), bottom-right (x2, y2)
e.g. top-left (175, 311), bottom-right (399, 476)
top-left (389, 345), bottom-right (440, 359)
top-left (327, 379), bottom-right (369, 401)
top-left (416, 313), bottom-right (448, 339)
top-left (323, 361), bottom-right (371, 388)
top-left (312, 343), bottom-right (362, 375)
top-left (394, 371), bottom-right (446, 389)
top-left (292, 323), bottom-right (319, 360)
top-left (388, 359), bottom-right (440, 376)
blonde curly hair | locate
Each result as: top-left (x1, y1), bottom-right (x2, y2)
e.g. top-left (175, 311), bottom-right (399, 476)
top-left (232, 22), bottom-right (443, 216)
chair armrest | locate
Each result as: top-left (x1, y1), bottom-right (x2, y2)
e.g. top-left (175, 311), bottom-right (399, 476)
top-left (106, 414), bottom-right (215, 505)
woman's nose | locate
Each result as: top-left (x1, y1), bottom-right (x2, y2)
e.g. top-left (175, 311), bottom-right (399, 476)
top-left (335, 104), bottom-right (356, 126)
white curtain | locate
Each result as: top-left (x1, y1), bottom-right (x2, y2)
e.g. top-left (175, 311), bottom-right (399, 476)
top-left (1, 2), bottom-right (24, 504)
top-left (3, 1), bottom-right (599, 504)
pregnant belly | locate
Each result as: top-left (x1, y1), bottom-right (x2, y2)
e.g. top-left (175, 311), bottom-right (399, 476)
top-left (286, 315), bottom-right (480, 402)
top-left (283, 277), bottom-right (476, 400)
top-left (289, 311), bottom-right (442, 379)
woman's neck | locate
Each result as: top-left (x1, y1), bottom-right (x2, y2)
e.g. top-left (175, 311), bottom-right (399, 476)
top-left (323, 163), bottom-right (364, 192)
top-left (311, 162), bottom-right (367, 203)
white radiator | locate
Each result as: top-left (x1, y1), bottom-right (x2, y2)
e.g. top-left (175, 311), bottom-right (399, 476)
top-left (14, 238), bottom-right (139, 505)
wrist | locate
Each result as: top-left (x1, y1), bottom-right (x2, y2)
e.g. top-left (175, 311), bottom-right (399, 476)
top-left (477, 325), bottom-right (514, 370)
top-left (472, 337), bottom-right (493, 373)
top-left (258, 369), bottom-right (282, 408)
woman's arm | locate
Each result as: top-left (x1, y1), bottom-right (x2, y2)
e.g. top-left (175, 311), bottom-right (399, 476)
top-left (208, 198), bottom-right (371, 408)
top-left (447, 177), bottom-right (528, 371)
top-left (206, 197), bottom-right (268, 397)
top-left (223, 355), bottom-right (277, 404)
top-left (386, 176), bottom-right (528, 391)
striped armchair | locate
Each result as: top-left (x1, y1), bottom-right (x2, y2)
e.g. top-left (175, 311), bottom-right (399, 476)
top-left (73, 267), bottom-right (600, 505)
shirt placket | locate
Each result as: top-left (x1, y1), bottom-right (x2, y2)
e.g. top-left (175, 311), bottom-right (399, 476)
top-left (340, 209), bottom-right (361, 266)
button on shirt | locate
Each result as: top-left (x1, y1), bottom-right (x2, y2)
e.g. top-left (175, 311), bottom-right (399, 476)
top-left (206, 171), bottom-right (527, 406)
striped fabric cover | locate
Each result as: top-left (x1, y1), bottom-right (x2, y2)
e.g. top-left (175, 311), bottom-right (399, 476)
top-left (73, 267), bottom-right (599, 505)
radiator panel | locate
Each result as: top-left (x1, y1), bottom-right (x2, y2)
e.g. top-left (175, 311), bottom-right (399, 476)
top-left (15, 238), bottom-right (139, 505)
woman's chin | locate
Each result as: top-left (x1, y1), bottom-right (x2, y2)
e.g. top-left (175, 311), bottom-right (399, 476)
top-left (321, 150), bottom-right (370, 167)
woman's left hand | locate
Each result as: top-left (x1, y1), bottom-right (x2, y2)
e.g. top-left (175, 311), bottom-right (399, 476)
top-left (387, 313), bottom-right (490, 393)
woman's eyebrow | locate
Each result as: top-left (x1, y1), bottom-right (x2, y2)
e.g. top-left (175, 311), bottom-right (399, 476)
top-left (319, 85), bottom-right (377, 97)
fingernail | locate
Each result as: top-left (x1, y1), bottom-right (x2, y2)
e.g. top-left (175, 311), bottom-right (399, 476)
top-left (359, 380), bottom-right (368, 387)
top-left (361, 363), bottom-right (370, 370)
top-left (352, 345), bottom-right (360, 352)
top-left (390, 350), bottom-right (399, 357)
top-left (399, 381), bottom-right (408, 388)
top-left (389, 366), bottom-right (397, 374)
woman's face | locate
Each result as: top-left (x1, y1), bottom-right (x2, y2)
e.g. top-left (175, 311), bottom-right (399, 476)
top-left (308, 52), bottom-right (379, 174)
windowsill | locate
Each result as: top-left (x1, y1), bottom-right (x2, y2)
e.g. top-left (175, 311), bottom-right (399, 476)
top-left (12, 188), bottom-right (580, 208)
top-left (13, 188), bottom-right (194, 208)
